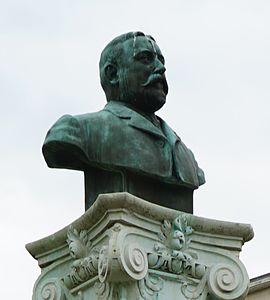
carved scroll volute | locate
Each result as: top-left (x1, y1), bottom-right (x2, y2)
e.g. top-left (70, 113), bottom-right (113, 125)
top-left (119, 242), bottom-right (148, 280)
top-left (207, 263), bottom-right (249, 300)
top-left (35, 279), bottom-right (65, 300)
top-left (98, 223), bottom-right (148, 283)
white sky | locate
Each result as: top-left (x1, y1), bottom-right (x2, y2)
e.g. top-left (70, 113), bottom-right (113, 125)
top-left (1, 1), bottom-right (269, 298)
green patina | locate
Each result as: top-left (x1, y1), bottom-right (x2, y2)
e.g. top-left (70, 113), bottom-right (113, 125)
top-left (42, 32), bottom-right (205, 212)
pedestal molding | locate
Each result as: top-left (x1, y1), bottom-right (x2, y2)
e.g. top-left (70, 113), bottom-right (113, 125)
top-left (26, 193), bottom-right (254, 259)
top-left (27, 193), bottom-right (253, 300)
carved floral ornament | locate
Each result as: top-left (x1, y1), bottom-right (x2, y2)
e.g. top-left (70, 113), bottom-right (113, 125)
top-left (38, 215), bottom-right (249, 300)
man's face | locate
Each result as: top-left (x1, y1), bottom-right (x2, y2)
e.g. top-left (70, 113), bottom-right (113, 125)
top-left (118, 36), bottom-right (168, 113)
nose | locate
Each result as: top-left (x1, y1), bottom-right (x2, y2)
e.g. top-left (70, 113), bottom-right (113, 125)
top-left (153, 57), bottom-right (166, 75)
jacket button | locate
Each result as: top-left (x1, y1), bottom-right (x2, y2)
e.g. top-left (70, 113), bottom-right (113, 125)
top-left (156, 140), bottom-right (165, 147)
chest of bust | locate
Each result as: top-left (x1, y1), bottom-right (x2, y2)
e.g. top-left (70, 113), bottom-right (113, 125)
top-left (84, 111), bottom-right (174, 179)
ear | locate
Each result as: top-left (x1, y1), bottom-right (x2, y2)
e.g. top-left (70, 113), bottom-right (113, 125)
top-left (104, 64), bottom-right (118, 85)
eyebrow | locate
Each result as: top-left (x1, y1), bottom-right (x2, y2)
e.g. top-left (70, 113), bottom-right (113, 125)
top-left (133, 49), bottom-right (165, 63)
top-left (134, 48), bottom-right (162, 56)
top-left (133, 49), bottom-right (154, 60)
top-left (133, 48), bottom-right (150, 57)
top-left (148, 38), bottom-right (157, 54)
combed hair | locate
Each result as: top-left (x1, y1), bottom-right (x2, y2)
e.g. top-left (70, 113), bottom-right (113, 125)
top-left (99, 31), bottom-right (155, 100)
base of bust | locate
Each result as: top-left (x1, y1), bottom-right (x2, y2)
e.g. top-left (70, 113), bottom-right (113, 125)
top-left (84, 167), bottom-right (194, 212)
top-left (26, 192), bottom-right (253, 300)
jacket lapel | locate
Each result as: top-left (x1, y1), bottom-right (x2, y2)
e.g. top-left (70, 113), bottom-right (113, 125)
top-left (104, 101), bottom-right (200, 188)
top-left (159, 117), bottom-right (179, 145)
top-left (160, 118), bottom-right (199, 188)
top-left (104, 101), bottom-right (167, 140)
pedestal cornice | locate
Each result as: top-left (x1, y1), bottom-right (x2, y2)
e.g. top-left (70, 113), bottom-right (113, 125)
top-left (26, 192), bottom-right (254, 300)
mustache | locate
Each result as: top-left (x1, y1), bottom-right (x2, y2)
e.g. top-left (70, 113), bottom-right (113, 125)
top-left (141, 74), bottom-right (168, 95)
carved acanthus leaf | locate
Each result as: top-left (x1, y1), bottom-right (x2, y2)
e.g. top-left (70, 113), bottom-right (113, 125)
top-left (94, 282), bottom-right (113, 300)
top-left (138, 274), bottom-right (163, 300)
top-left (157, 214), bottom-right (194, 255)
top-left (173, 215), bottom-right (193, 235)
top-left (66, 226), bottom-right (91, 259)
top-left (148, 214), bottom-right (207, 280)
top-left (63, 226), bottom-right (98, 289)
top-left (158, 219), bottom-right (171, 242)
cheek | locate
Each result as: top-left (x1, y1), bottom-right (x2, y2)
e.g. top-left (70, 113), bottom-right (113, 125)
top-left (135, 67), bottom-right (152, 83)
top-left (125, 64), bottom-right (152, 85)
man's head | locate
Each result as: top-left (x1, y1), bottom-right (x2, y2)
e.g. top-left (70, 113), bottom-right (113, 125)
top-left (99, 32), bottom-right (168, 113)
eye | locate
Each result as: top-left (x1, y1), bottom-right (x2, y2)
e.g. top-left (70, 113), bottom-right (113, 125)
top-left (158, 55), bottom-right (165, 65)
top-left (136, 51), bottom-right (154, 64)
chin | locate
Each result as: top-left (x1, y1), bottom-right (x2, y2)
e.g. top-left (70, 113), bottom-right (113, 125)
top-left (121, 88), bottom-right (167, 113)
top-left (145, 90), bottom-right (167, 112)
top-left (141, 97), bottom-right (166, 113)
top-left (144, 87), bottom-right (167, 112)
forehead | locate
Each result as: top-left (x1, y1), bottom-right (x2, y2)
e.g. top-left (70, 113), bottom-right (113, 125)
top-left (122, 36), bottom-right (163, 57)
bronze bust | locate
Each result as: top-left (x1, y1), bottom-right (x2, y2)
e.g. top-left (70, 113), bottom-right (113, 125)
top-left (42, 32), bottom-right (205, 212)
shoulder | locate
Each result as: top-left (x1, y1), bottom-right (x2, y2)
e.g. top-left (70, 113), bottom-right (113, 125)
top-left (44, 114), bottom-right (82, 144)
top-left (42, 113), bottom-right (90, 169)
top-left (75, 108), bottom-right (117, 126)
top-left (42, 107), bottom-right (118, 169)
top-left (47, 108), bottom-right (112, 132)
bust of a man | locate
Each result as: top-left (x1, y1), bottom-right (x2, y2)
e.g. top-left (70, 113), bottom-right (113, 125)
top-left (43, 32), bottom-right (205, 212)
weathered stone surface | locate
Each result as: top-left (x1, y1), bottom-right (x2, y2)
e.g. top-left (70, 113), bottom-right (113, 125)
top-left (26, 193), bottom-right (253, 300)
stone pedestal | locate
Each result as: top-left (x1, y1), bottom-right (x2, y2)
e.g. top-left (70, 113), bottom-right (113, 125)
top-left (26, 193), bottom-right (253, 300)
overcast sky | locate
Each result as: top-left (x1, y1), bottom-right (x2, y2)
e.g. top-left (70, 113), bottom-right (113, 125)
top-left (1, 1), bottom-right (270, 298)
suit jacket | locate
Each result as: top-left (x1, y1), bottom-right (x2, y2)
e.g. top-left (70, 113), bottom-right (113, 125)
top-left (43, 101), bottom-right (205, 190)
